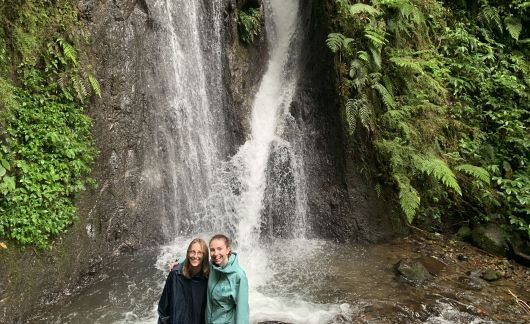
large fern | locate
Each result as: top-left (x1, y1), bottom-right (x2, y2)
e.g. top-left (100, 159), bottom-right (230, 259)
top-left (414, 155), bottom-right (462, 195)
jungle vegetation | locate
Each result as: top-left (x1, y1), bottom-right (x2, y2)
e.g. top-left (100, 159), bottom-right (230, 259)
top-left (327, 0), bottom-right (530, 242)
top-left (0, 0), bottom-right (99, 247)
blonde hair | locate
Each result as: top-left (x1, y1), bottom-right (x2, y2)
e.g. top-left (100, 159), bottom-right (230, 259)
top-left (182, 238), bottom-right (209, 279)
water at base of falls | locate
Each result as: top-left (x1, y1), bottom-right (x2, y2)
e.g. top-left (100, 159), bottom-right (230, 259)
top-left (31, 236), bottom-right (497, 324)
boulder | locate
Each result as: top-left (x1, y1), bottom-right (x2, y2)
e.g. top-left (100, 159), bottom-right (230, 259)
top-left (471, 224), bottom-right (509, 256)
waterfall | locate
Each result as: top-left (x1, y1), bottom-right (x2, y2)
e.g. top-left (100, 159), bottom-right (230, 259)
top-left (147, 0), bottom-right (227, 237)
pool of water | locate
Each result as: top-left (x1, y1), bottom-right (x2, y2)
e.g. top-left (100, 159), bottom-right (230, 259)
top-left (30, 236), bottom-right (503, 323)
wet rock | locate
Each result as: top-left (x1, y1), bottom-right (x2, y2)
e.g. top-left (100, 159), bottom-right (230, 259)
top-left (395, 259), bottom-right (433, 286)
top-left (418, 255), bottom-right (447, 276)
top-left (458, 275), bottom-right (484, 291)
top-left (457, 254), bottom-right (469, 261)
top-left (471, 224), bottom-right (509, 256)
top-left (481, 268), bottom-right (503, 281)
top-left (456, 225), bottom-right (472, 240)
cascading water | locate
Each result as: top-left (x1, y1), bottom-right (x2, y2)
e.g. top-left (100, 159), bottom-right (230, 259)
top-left (149, 0), bottom-right (226, 237)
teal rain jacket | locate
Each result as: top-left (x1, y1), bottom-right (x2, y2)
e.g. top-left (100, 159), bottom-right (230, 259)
top-left (206, 252), bottom-right (249, 324)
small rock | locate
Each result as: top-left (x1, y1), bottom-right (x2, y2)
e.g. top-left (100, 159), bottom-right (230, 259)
top-left (458, 275), bottom-right (484, 291)
top-left (395, 259), bottom-right (433, 286)
top-left (482, 268), bottom-right (502, 281)
top-left (457, 254), bottom-right (469, 261)
top-left (418, 256), bottom-right (446, 276)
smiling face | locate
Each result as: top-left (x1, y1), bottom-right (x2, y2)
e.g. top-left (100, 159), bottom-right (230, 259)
top-left (187, 242), bottom-right (205, 269)
top-left (210, 238), bottom-right (231, 267)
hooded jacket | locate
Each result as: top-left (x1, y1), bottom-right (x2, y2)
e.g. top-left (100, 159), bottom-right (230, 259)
top-left (158, 262), bottom-right (208, 324)
top-left (206, 252), bottom-right (249, 324)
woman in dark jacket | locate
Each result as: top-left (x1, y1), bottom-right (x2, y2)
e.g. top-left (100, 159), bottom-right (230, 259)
top-left (158, 238), bottom-right (210, 324)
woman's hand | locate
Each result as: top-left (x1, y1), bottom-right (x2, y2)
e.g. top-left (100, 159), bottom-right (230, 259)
top-left (168, 260), bottom-right (178, 272)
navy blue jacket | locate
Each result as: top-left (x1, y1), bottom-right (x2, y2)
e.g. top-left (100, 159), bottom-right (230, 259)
top-left (158, 263), bottom-right (208, 324)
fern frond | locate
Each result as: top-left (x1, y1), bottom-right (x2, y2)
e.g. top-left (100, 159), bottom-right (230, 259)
top-left (349, 58), bottom-right (369, 88)
top-left (415, 155), bottom-right (462, 195)
top-left (389, 56), bottom-right (423, 74)
top-left (72, 75), bottom-right (88, 101)
top-left (58, 38), bottom-right (78, 66)
top-left (358, 50), bottom-right (370, 62)
top-left (345, 95), bottom-right (372, 133)
top-left (479, 6), bottom-right (502, 32)
top-left (505, 17), bottom-right (522, 41)
top-left (365, 28), bottom-right (387, 48)
top-left (88, 74), bottom-right (101, 98)
top-left (345, 99), bottom-right (358, 134)
top-left (326, 33), bottom-right (345, 53)
top-left (456, 164), bottom-right (491, 185)
top-left (370, 47), bottom-right (382, 70)
top-left (349, 3), bottom-right (381, 17)
top-left (373, 82), bottom-right (396, 109)
top-left (396, 175), bottom-right (420, 223)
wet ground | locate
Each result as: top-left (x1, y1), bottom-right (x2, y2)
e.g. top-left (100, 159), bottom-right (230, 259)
top-left (29, 231), bottom-right (530, 323)
top-left (335, 230), bottom-right (530, 323)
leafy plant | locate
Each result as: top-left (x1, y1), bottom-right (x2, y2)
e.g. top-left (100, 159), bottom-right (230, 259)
top-left (327, 0), bottom-right (530, 239)
top-left (238, 7), bottom-right (263, 44)
top-left (0, 0), bottom-right (98, 247)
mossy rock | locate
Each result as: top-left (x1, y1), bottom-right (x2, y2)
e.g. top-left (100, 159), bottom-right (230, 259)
top-left (471, 224), bottom-right (509, 257)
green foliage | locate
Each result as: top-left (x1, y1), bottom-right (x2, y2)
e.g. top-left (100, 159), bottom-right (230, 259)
top-left (0, 0), bottom-right (98, 247)
top-left (414, 155), bottom-right (461, 195)
top-left (455, 164), bottom-right (490, 185)
top-left (396, 175), bottom-right (420, 223)
top-left (238, 7), bottom-right (263, 44)
top-left (328, 0), bottom-right (530, 238)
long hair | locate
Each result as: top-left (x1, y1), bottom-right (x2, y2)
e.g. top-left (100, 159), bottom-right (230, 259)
top-left (182, 238), bottom-right (209, 279)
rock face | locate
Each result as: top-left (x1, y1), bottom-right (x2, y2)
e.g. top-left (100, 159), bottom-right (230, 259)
top-left (282, 1), bottom-right (403, 242)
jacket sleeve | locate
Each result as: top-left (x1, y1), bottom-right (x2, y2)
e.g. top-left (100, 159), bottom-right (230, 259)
top-left (157, 271), bottom-right (174, 324)
top-left (235, 271), bottom-right (250, 324)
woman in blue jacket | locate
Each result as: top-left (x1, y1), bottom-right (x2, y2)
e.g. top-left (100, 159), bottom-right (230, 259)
top-left (206, 234), bottom-right (249, 324)
top-left (158, 238), bottom-right (210, 324)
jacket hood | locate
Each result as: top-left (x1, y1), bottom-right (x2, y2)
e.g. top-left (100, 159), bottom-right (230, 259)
top-left (210, 252), bottom-right (242, 274)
